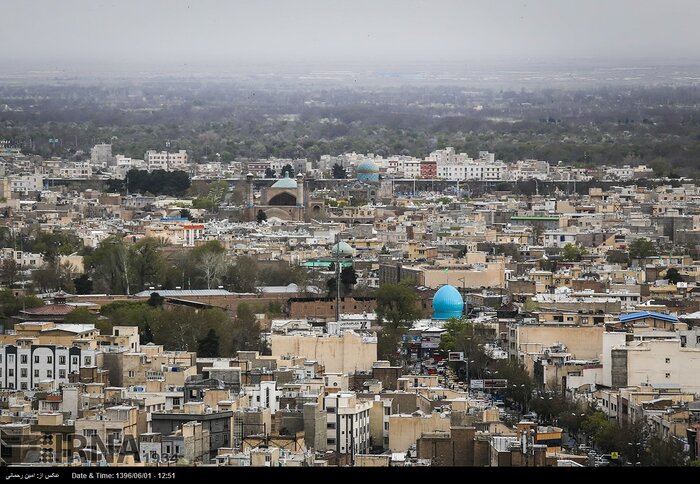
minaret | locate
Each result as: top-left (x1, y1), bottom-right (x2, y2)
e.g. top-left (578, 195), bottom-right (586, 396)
top-left (246, 173), bottom-right (254, 209)
top-left (296, 173), bottom-right (304, 207)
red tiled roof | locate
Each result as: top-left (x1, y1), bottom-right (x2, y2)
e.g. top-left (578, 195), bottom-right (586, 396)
top-left (21, 305), bottom-right (74, 315)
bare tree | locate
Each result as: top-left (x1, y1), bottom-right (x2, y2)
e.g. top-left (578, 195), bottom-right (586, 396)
top-left (199, 252), bottom-right (226, 289)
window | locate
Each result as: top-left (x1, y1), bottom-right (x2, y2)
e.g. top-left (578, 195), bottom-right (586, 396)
top-left (47, 356), bottom-right (52, 364)
top-left (34, 355), bottom-right (39, 364)
top-left (20, 368), bottom-right (27, 378)
top-left (172, 398), bottom-right (181, 406)
top-left (83, 429), bottom-right (97, 437)
top-left (327, 406), bottom-right (336, 414)
top-left (665, 358), bottom-right (671, 364)
top-left (20, 355), bottom-right (27, 364)
top-left (20, 383), bottom-right (27, 390)
top-left (665, 373), bottom-right (671, 379)
top-left (72, 356), bottom-right (78, 366)
top-left (34, 369), bottom-right (39, 378)
top-left (8, 369), bottom-right (14, 377)
top-left (59, 370), bottom-right (66, 379)
top-left (84, 357), bottom-right (92, 366)
top-left (47, 370), bottom-right (52, 378)
top-left (8, 355), bottom-right (13, 364)
top-left (59, 356), bottom-right (66, 365)
top-left (128, 371), bottom-right (135, 378)
top-left (327, 422), bottom-right (335, 429)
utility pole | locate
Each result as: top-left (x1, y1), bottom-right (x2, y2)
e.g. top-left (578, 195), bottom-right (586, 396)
top-left (335, 233), bottom-right (341, 323)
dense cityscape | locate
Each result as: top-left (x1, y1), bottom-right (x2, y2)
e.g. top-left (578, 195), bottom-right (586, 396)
top-left (2, 0), bottom-right (700, 474)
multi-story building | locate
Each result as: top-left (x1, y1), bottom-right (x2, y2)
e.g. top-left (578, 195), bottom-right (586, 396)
top-left (325, 391), bottom-right (371, 458)
top-left (144, 150), bottom-right (189, 171)
top-left (90, 143), bottom-right (114, 166)
top-left (0, 341), bottom-right (98, 390)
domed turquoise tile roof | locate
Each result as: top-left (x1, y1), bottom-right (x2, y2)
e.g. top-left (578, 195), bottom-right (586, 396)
top-left (432, 284), bottom-right (464, 320)
top-left (271, 173), bottom-right (298, 189)
top-left (331, 241), bottom-right (355, 257)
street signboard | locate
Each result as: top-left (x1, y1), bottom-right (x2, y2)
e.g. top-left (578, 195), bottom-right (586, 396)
top-left (448, 352), bottom-right (464, 362)
top-left (483, 379), bottom-right (508, 389)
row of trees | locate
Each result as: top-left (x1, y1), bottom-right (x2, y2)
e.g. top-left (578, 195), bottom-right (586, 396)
top-left (64, 297), bottom-right (266, 357)
top-left (19, 235), bottom-right (309, 296)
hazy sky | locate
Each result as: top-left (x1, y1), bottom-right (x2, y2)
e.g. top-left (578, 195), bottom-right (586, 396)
top-left (3, 0), bottom-right (699, 66)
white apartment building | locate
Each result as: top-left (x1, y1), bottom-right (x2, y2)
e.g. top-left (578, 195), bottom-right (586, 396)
top-left (507, 159), bottom-right (551, 181)
top-left (607, 338), bottom-right (700, 395)
top-left (325, 391), bottom-right (371, 457)
top-left (0, 248), bottom-right (44, 269)
top-left (242, 381), bottom-right (281, 414)
top-left (9, 173), bottom-right (43, 194)
top-left (144, 150), bottom-right (189, 171)
top-left (542, 231), bottom-right (578, 248)
top-left (401, 159), bottom-right (421, 179)
top-left (437, 161), bottom-right (467, 180)
top-left (58, 162), bottom-right (92, 179)
top-left (465, 160), bottom-right (506, 180)
top-left (0, 343), bottom-right (97, 390)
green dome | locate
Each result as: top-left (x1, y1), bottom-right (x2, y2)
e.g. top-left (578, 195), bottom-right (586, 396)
top-left (331, 241), bottom-right (354, 257)
top-left (271, 174), bottom-right (298, 189)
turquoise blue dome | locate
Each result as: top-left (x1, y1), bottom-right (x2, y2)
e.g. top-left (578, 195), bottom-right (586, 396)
top-left (432, 284), bottom-right (464, 320)
top-left (331, 241), bottom-right (354, 257)
top-left (357, 160), bottom-right (379, 173)
top-left (357, 160), bottom-right (379, 183)
top-left (271, 174), bottom-right (298, 189)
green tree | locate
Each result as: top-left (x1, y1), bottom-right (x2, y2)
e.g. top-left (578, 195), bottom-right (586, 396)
top-left (376, 283), bottom-right (421, 364)
top-left (231, 303), bottom-right (262, 354)
top-left (128, 237), bottom-right (168, 293)
top-left (73, 273), bottom-right (93, 294)
top-left (522, 298), bottom-right (540, 313)
top-left (492, 359), bottom-right (534, 411)
top-left (225, 256), bottom-right (259, 293)
top-left (64, 307), bottom-right (98, 325)
top-left (147, 292), bottom-right (164, 307)
top-left (32, 261), bottom-right (76, 293)
top-left (649, 157), bottom-right (670, 177)
top-left (197, 328), bottom-right (220, 357)
top-left (561, 243), bottom-right (587, 262)
top-left (331, 163), bottom-right (347, 179)
top-left (529, 221), bottom-right (545, 245)
top-left (629, 238), bottom-right (657, 259)
top-left (606, 249), bottom-right (630, 265)
top-left (340, 266), bottom-right (358, 295)
top-left (141, 322), bottom-right (155, 345)
top-left (665, 267), bottom-right (684, 284)
top-left (439, 318), bottom-right (490, 380)
top-left (86, 235), bottom-right (130, 294)
top-left (0, 259), bottom-right (19, 287)
top-left (0, 289), bottom-right (43, 324)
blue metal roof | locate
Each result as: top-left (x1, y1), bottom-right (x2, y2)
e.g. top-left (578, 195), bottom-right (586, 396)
top-left (619, 311), bottom-right (679, 323)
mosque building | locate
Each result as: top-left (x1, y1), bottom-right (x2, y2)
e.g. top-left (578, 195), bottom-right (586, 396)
top-left (244, 172), bottom-right (324, 221)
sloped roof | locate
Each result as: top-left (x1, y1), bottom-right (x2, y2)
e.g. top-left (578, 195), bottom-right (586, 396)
top-left (619, 311), bottom-right (679, 323)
